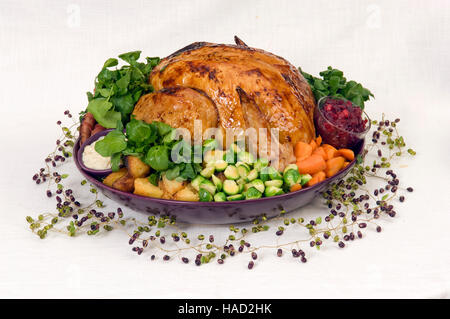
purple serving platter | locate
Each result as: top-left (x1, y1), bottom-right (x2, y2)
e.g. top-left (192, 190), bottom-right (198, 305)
top-left (74, 131), bottom-right (364, 224)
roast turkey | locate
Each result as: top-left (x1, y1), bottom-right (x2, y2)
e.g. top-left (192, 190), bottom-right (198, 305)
top-left (132, 36), bottom-right (316, 169)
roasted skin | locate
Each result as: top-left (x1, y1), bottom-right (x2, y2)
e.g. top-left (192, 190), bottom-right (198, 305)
top-left (136, 37), bottom-right (316, 169)
top-left (133, 87), bottom-right (219, 140)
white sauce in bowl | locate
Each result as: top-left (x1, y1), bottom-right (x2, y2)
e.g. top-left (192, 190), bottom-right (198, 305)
top-left (82, 137), bottom-right (112, 170)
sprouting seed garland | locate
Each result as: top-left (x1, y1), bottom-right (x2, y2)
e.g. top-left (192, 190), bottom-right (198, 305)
top-left (27, 110), bottom-right (415, 269)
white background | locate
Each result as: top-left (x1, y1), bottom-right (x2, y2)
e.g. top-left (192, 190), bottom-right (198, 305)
top-left (1, 0), bottom-right (449, 299)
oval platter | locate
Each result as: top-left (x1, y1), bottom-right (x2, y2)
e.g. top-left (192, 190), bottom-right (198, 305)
top-left (73, 137), bottom-right (364, 224)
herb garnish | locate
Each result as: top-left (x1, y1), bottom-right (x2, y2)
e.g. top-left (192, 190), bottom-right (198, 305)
top-left (95, 118), bottom-right (203, 181)
top-left (86, 52), bottom-right (160, 128)
top-left (300, 66), bottom-right (374, 109)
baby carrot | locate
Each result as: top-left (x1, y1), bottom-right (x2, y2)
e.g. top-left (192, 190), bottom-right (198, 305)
top-left (313, 146), bottom-right (328, 161)
top-left (297, 154), bottom-right (327, 175)
top-left (312, 171), bottom-right (326, 182)
top-left (306, 176), bottom-right (319, 187)
top-left (325, 156), bottom-right (346, 178)
top-left (316, 135), bottom-right (322, 146)
top-left (309, 139), bottom-right (318, 151)
top-left (336, 148), bottom-right (355, 161)
top-left (294, 142), bottom-right (313, 160)
top-left (290, 184), bottom-right (302, 192)
top-left (322, 144), bottom-right (337, 159)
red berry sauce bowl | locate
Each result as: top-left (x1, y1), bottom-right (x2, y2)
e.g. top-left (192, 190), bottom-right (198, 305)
top-left (314, 96), bottom-right (371, 150)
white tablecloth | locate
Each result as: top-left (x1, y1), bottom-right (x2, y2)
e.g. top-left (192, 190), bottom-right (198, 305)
top-left (1, 0), bottom-right (449, 299)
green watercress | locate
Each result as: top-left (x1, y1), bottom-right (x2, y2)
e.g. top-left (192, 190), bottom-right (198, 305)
top-left (300, 66), bottom-right (374, 109)
top-left (85, 51), bottom-right (160, 128)
top-left (145, 145), bottom-right (170, 171)
top-left (94, 130), bottom-right (127, 157)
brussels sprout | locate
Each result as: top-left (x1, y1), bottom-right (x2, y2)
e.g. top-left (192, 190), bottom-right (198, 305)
top-left (227, 194), bottom-right (245, 201)
top-left (246, 169), bottom-right (259, 182)
top-left (235, 161), bottom-right (251, 171)
top-left (214, 159), bottom-right (228, 171)
top-left (204, 150), bottom-right (223, 165)
top-left (259, 167), bottom-right (270, 182)
top-left (237, 181), bottom-right (245, 193)
top-left (237, 151), bottom-right (255, 165)
top-left (237, 165), bottom-right (249, 179)
top-left (264, 186), bottom-right (284, 197)
top-left (211, 174), bottom-right (223, 192)
top-left (223, 149), bottom-right (237, 164)
top-left (203, 150), bottom-right (215, 165)
top-left (244, 182), bottom-right (253, 191)
top-left (283, 169), bottom-right (301, 187)
top-left (200, 166), bottom-right (215, 178)
top-left (224, 165), bottom-right (240, 180)
top-left (300, 174), bottom-right (313, 186)
top-left (200, 180), bottom-right (216, 195)
top-left (283, 164), bottom-right (299, 175)
top-left (191, 175), bottom-right (206, 191)
top-left (203, 138), bottom-right (218, 151)
top-left (199, 188), bottom-right (213, 202)
top-left (206, 161), bottom-right (216, 168)
top-left (244, 187), bottom-right (262, 200)
top-left (260, 166), bottom-right (281, 182)
top-left (265, 179), bottom-right (284, 188)
top-left (269, 169), bottom-right (283, 180)
top-left (254, 158), bottom-right (269, 171)
top-left (251, 179), bottom-right (265, 193)
top-left (214, 192), bottom-right (227, 202)
top-left (223, 180), bottom-right (240, 195)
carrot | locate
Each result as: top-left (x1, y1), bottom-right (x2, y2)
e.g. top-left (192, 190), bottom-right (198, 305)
top-left (322, 144), bottom-right (337, 160)
top-left (290, 184), bottom-right (302, 192)
top-left (306, 176), bottom-right (320, 187)
top-left (316, 171), bottom-right (326, 182)
top-left (309, 139), bottom-right (318, 151)
top-left (325, 156), bottom-right (346, 178)
top-left (312, 171), bottom-right (326, 183)
top-left (343, 161), bottom-right (350, 168)
top-left (91, 124), bottom-right (106, 137)
top-left (80, 112), bottom-right (96, 145)
top-left (294, 142), bottom-right (313, 160)
top-left (336, 148), bottom-right (355, 161)
top-left (297, 154), bottom-right (327, 175)
top-left (316, 135), bottom-right (322, 146)
top-left (322, 144), bottom-right (334, 149)
top-left (312, 146), bottom-right (327, 161)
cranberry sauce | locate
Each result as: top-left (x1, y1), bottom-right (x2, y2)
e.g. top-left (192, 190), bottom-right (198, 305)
top-left (314, 97), bottom-right (369, 149)
top-left (322, 98), bottom-right (367, 133)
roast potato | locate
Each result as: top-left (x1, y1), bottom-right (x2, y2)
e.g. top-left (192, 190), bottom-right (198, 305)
top-left (126, 156), bottom-right (150, 178)
top-left (112, 173), bottom-right (135, 193)
top-left (134, 178), bottom-right (164, 198)
top-left (161, 174), bottom-right (184, 195)
top-left (174, 187), bottom-right (199, 202)
top-left (103, 168), bottom-right (128, 187)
